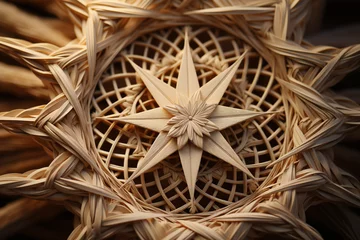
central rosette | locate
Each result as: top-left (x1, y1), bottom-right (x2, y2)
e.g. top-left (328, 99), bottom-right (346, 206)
top-left (163, 93), bottom-right (218, 149)
top-left (100, 30), bottom-right (273, 212)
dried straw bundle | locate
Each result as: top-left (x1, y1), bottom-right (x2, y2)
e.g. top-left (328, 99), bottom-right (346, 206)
top-left (0, 0), bottom-right (360, 239)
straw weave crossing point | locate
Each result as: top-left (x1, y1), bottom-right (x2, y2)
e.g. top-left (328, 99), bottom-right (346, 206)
top-left (0, 0), bottom-right (360, 239)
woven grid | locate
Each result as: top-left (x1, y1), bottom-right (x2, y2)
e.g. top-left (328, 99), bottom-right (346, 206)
top-left (92, 26), bottom-right (285, 213)
top-left (0, 0), bottom-right (359, 239)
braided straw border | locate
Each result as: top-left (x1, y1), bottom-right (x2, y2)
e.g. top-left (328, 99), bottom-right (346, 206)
top-left (0, 1), bottom-right (360, 239)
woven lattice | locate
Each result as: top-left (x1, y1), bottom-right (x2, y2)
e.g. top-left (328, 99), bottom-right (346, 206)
top-left (92, 26), bottom-right (284, 213)
top-left (0, 1), bottom-right (360, 239)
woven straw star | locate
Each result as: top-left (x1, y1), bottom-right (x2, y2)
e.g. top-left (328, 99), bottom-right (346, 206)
top-left (100, 32), bottom-right (273, 211)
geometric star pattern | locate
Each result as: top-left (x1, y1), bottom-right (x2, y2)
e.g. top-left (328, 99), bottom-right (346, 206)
top-left (0, 1), bottom-right (359, 239)
top-left (94, 26), bottom-right (282, 214)
top-left (99, 31), bottom-right (273, 212)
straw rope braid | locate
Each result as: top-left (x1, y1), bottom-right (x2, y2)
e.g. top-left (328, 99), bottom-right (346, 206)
top-left (0, 0), bottom-right (359, 239)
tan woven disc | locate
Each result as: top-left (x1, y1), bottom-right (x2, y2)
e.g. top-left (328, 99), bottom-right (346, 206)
top-left (92, 26), bottom-right (284, 213)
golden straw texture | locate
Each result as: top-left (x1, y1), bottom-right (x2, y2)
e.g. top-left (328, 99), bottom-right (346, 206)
top-left (0, 0), bottom-right (360, 239)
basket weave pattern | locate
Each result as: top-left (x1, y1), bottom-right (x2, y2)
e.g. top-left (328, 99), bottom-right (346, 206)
top-left (92, 26), bottom-right (284, 213)
top-left (0, 1), bottom-right (360, 239)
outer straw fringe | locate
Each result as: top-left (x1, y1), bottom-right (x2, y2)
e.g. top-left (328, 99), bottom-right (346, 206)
top-left (0, 129), bottom-right (51, 175)
top-left (0, 1), bottom-right (71, 46)
top-left (0, 198), bottom-right (64, 239)
top-left (0, 62), bottom-right (48, 99)
top-left (8, 0), bottom-right (71, 20)
top-left (0, 0), bottom-right (359, 240)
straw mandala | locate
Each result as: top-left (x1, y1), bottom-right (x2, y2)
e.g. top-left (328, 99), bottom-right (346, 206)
top-left (92, 26), bottom-right (283, 214)
top-left (0, 1), bottom-right (360, 239)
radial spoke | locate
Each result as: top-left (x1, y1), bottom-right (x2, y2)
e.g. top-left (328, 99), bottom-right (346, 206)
top-left (126, 132), bottom-right (178, 183)
top-left (209, 105), bottom-right (269, 130)
top-left (176, 30), bottom-right (200, 98)
top-left (203, 131), bottom-right (254, 178)
top-left (100, 107), bottom-right (171, 132)
top-left (199, 51), bottom-right (247, 105)
top-left (178, 143), bottom-right (203, 213)
top-left (127, 57), bottom-right (176, 107)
